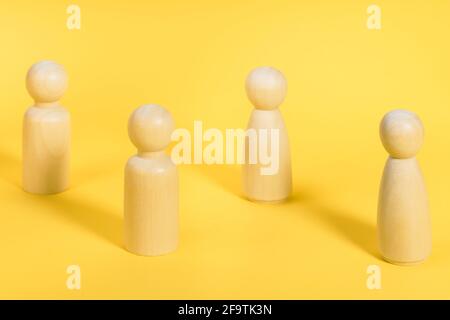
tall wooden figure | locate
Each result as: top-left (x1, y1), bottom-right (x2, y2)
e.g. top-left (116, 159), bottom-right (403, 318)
top-left (124, 104), bottom-right (178, 256)
top-left (23, 61), bottom-right (70, 194)
top-left (243, 67), bottom-right (292, 202)
top-left (378, 109), bottom-right (431, 265)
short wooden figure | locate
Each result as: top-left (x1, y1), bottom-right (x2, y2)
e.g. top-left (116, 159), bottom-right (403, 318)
top-left (23, 61), bottom-right (70, 194)
top-left (124, 104), bottom-right (178, 256)
top-left (378, 109), bottom-right (431, 265)
top-left (243, 66), bottom-right (292, 202)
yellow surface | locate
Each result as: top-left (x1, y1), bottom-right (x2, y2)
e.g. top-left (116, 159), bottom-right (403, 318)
top-left (0, 0), bottom-right (449, 299)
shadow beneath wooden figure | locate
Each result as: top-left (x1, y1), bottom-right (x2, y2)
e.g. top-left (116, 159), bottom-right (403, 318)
top-left (73, 161), bottom-right (122, 187)
top-left (27, 192), bottom-right (123, 247)
top-left (286, 188), bottom-right (316, 204)
top-left (0, 149), bottom-right (21, 186)
top-left (0, 147), bottom-right (122, 247)
top-left (194, 164), bottom-right (243, 198)
top-left (312, 203), bottom-right (378, 258)
top-left (292, 191), bottom-right (379, 259)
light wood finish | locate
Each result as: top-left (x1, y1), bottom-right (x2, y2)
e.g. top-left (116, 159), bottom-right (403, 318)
top-left (243, 66), bottom-right (292, 202)
top-left (124, 104), bottom-right (178, 256)
top-left (378, 109), bottom-right (431, 265)
top-left (23, 61), bottom-right (70, 194)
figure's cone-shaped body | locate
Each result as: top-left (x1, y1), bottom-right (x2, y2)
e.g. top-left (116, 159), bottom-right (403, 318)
top-left (243, 67), bottom-right (292, 202)
top-left (377, 109), bottom-right (431, 265)
top-left (124, 104), bottom-right (178, 256)
top-left (23, 61), bottom-right (70, 194)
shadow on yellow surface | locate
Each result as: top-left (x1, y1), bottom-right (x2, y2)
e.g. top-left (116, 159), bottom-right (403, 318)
top-left (197, 159), bottom-right (380, 259)
top-left (194, 164), bottom-right (243, 198)
top-left (73, 160), bottom-right (123, 187)
top-left (0, 149), bottom-right (21, 186)
top-left (291, 191), bottom-right (379, 259)
top-left (24, 192), bottom-right (123, 247)
top-left (0, 147), bottom-right (122, 248)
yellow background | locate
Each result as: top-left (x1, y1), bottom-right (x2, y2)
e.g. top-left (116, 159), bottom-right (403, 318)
top-left (0, 0), bottom-right (449, 299)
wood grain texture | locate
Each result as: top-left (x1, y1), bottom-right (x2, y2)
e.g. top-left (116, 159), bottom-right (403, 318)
top-left (124, 105), bottom-right (178, 256)
top-left (22, 61), bottom-right (70, 194)
top-left (243, 109), bottom-right (292, 202)
top-left (23, 106), bottom-right (70, 194)
top-left (243, 66), bottom-right (292, 202)
top-left (377, 110), bottom-right (431, 265)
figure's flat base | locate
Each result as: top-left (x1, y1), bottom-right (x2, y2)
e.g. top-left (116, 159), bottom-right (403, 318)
top-left (246, 197), bottom-right (289, 204)
top-left (383, 256), bottom-right (427, 266)
top-left (22, 186), bottom-right (69, 195)
top-left (125, 246), bottom-right (178, 257)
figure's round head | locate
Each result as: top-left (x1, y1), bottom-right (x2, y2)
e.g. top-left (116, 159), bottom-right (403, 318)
top-left (380, 109), bottom-right (424, 159)
top-left (26, 61), bottom-right (68, 103)
top-left (128, 104), bottom-right (175, 153)
top-left (245, 66), bottom-right (287, 110)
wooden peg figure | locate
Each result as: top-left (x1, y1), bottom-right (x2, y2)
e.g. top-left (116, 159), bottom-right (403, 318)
top-left (124, 104), bottom-right (178, 256)
top-left (23, 61), bottom-right (70, 194)
top-left (243, 67), bottom-right (292, 202)
top-left (378, 109), bottom-right (431, 265)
